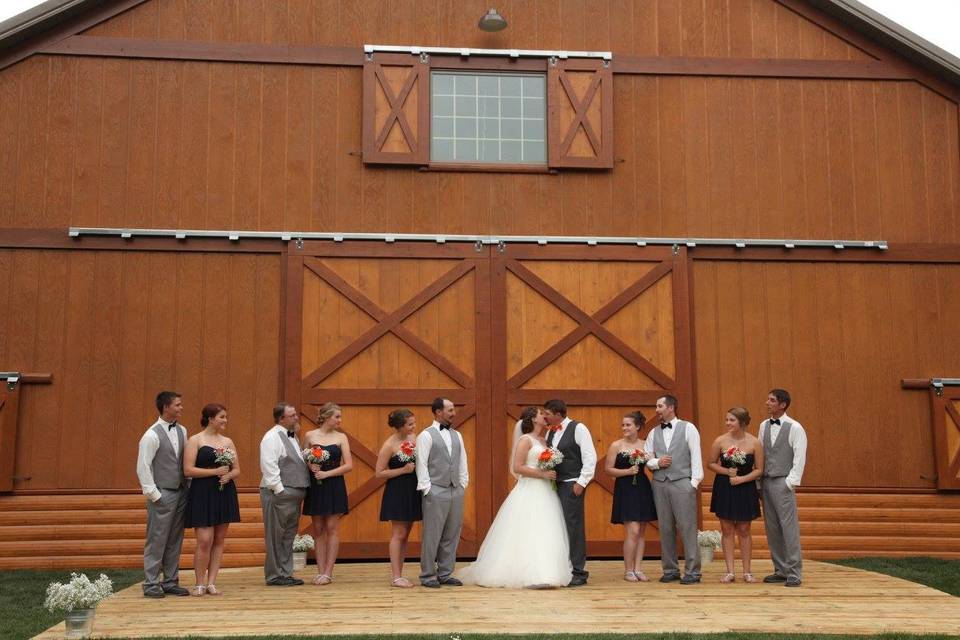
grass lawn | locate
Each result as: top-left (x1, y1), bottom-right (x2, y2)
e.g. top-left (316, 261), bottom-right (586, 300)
top-left (826, 556), bottom-right (960, 597)
top-left (3, 558), bottom-right (956, 640)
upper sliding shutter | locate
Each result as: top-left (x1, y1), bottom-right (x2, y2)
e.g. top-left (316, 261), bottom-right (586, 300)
top-left (547, 58), bottom-right (613, 169)
top-left (362, 53), bottom-right (430, 165)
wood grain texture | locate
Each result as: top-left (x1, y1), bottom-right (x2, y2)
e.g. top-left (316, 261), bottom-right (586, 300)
top-left (33, 559), bottom-right (960, 638)
top-left (692, 260), bottom-right (960, 489)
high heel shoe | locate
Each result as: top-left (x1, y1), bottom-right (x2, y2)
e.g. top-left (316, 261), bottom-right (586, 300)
top-left (720, 573), bottom-right (735, 583)
top-left (191, 585), bottom-right (206, 596)
top-left (206, 584), bottom-right (222, 595)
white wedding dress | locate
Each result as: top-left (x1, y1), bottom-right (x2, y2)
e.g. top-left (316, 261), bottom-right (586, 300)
top-left (457, 435), bottom-right (572, 588)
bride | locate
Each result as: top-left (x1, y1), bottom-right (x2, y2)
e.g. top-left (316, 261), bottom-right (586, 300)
top-left (457, 407), bottom-right (573, 588)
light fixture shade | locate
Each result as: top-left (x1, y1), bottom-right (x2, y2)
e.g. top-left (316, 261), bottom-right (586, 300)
top-left (478, 8), bottom-right (507, 32)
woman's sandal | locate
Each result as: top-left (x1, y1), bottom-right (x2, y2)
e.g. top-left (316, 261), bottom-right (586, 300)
top-left (313, 574), bottom-right (332, 586)
top-left (191, 585), bottom-right (206, 596)
top-left (206, 584), bottom-right (222, 596)
top-left (634, 570), bottom-right (650, 582)
top-left (743, 573), bottom-right (758, 583)
top-left (623, 570), bottom-right (639, 582)
top-left (391, 577), bottom-right (414, 588)
top-left (720, 573), bottom-right (736, 583)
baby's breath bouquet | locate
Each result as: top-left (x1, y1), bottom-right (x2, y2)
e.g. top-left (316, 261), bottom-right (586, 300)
top-left (44, 573), bottom-right (113, 612)
top-left (293, 534), bottom-right (315, 552)
top-left (697, 529), bottom-right (722, 550)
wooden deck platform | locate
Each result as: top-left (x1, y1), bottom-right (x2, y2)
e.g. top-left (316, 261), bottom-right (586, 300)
top-left (36, 560), bottom-right (960, 638)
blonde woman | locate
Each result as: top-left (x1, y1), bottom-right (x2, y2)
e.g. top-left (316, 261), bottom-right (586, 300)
top-left (302, 402), bottom-right (353, 585)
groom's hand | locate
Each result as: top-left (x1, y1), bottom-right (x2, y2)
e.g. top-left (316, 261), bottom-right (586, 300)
top-left (572, 483), bottom-right (584, 497)
top-left (660, 455), bottom-right (673, 468)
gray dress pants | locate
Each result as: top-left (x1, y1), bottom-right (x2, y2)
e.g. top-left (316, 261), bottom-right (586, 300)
top-left (651, 478), bottom-right (701, 578)
top-left (260, 487), bottom-right (306, 583)
top-left (419, 485), bottom-right (464, 583)
top-left (762, 477), bottom-right (803, 580)
top-left (143, 487), bottom-right (188, 592)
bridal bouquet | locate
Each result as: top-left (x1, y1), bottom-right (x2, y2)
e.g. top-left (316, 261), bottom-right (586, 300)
top-left (721, 446), bottom-right (747, 467)
top-left (627, 449), bottom-right (649, 485)
top-left (213, 446), bottom-right (235, 491)
top-left (305, 446), bottom-right (331, 484)
top-left (44, 573), bottom-right (113, 612)
top-left (537, 447), bottom-right (564, 489)
top-left (396, 440), bottom-right (416, 464)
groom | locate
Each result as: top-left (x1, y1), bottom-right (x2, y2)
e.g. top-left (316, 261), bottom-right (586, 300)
top-left (543, 399), bottom-right (597, 587)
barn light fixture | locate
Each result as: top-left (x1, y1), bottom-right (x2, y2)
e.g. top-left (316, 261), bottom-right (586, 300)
top-left (478, 8), bottom-right (507, 32)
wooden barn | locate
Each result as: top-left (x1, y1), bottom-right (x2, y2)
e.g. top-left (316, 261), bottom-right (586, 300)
top-left (0, 0), bottom-right (958, 570)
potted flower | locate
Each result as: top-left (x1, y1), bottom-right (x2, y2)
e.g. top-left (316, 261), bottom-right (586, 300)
top-left (293, 533), bottom-right (314, 570)
top-left (697, 529), bottom-right (722, 564)
top-left (44, 573), bottom-right (113, 639)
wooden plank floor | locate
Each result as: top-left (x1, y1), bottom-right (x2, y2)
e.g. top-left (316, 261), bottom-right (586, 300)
top-left (36, 560), bottom-right (960, 638)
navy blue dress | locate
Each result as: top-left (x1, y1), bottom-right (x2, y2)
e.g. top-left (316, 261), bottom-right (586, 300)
top-left (379, 454), bottom-right (422, 522)
top-left (303, 444), bottom-right (349, 516)
top-left (710, 453), bottom-right (761, 521)
top-left (186, 445), bottom-right (241, 528)
top-left (610, 452), bottom-right (657, 524)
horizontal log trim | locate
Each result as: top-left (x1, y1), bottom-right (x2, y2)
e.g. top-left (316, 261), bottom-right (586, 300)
top-left (612, 55), bottom-right (913, 80)
top-left (39, 35), bottom-right (365, 67)
top-left (32, 36), bottom-right (943, 88)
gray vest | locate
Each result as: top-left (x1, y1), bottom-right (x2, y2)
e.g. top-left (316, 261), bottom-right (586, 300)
top-left (651, 421), bottom-right (693, 482)
top-left (150, 423), bottom-right (186, 490)
top-left (426, 426), bottom-right (461, 488)
top-left (547, 420), bottom-right (583, 482)
top-left (763, 420), bottom-right (794, 478)
top-left (278, 431), bottom-right (310, 489)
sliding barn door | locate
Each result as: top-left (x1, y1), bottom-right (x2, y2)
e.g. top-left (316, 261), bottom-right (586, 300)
top-left (491, 245), bottom-right (695, 556)
top-left (284, 242), bottom-right (491, 556)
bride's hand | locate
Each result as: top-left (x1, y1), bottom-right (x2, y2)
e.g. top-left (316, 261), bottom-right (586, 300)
top-left (403, 462), bottom-right (416, 474)
top-left (631, 465), bottom-right (640, 476)
top-left (542, 469), bottom-right (557, 481)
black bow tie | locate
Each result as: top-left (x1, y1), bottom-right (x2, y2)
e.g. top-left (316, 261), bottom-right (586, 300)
top-left (167, 422), bottom-right (178, 431)
top-left (286, 430), bottom-right (296, 438)
top-left (661, 422), bottom-right (672, 429)
top-left (769, 419), bottom-right (781, 425)
top-left (439, 423), bottom-right (451, 431)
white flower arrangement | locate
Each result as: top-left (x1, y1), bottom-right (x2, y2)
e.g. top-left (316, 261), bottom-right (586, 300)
top-left (44, 573), bottom-right (113, 612)
top-left (697, 529), bottom-right (722, 550)
top-left (293, 534), bottom-right (315, 552)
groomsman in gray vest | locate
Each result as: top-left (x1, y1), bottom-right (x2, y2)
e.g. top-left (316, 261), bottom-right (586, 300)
top-left (644, 394), bottom-right (704, 584)
top-left (543, 399), bottom-right (597, 587)
top-left (759, 388), bottom-right (807, 587)
top-left (136, 391), bottom-right (190, 597)
top-left (415, 397), bottom-right (468, 587)
top-left (259, 403), bottom-right (309, 586)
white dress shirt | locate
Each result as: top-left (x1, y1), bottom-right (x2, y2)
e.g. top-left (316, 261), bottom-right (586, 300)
top-left (136, 417), bottom-right (186, 502)
top-left (551, 417), bottom-right (598, 488)
top-left (758, 413), bottom-right (808, 490)
top-left (259, 424), bottom-right (304, 494)
top-left (415, 421), bottom-right (469, 494)
top-left (644, 417), bottom-right (705, 489)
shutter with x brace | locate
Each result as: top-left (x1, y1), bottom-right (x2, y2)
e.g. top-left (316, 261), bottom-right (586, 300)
top-left (362, 53), bottom-right (430, 165)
